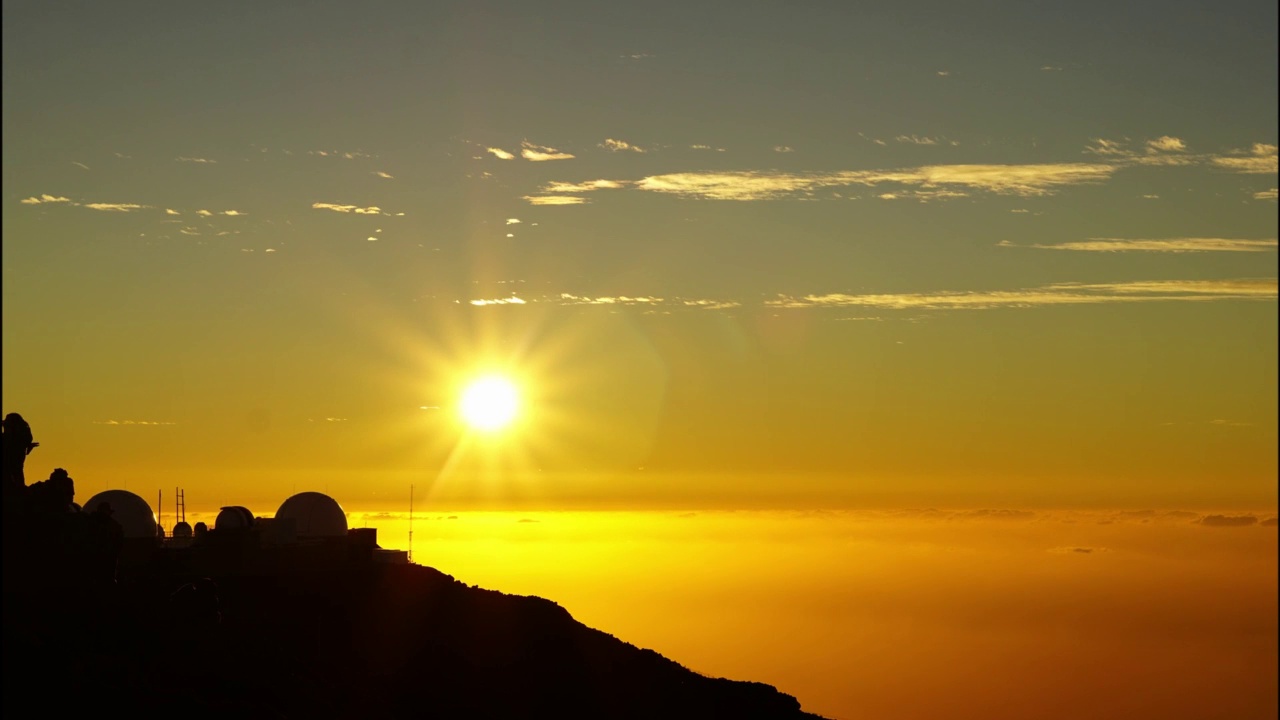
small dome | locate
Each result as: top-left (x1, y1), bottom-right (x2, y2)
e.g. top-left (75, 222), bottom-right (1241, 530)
top-left (82, 490), bottom-right (157, 539)
top-left (215, 506), bottom-right (255, 532)
top-left (275, 492), bottom-right (348, 538)
top-left (172, 521), bottom-right (193, 538)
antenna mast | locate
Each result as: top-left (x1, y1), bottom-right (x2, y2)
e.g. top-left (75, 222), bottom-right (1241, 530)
top-left (408, 484), bottom-right (414, 564)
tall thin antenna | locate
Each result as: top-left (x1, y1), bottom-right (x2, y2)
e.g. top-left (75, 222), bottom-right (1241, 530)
top-left (408, 484), bottom-right (415, 564)
top-left (158, 489), bottom-right (163, 539)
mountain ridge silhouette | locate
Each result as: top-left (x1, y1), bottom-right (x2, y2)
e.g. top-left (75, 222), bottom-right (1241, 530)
top-left (5, 555), bottom-right (827, 719)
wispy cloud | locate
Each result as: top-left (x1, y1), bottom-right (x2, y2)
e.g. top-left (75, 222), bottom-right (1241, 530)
top-left (165, 208), bottom-right (180, 215)
top-left (1001, 237), bottom-right (1278, 253)
top-left (1085, 138), bottom-right (1130, 157)
top-left (680, 299), bottom-right (743, 309)
top-left (195, 209), bottom-right (213, 217)
top-left (1086, 136), bottom-right (1194, 164)
top-left (176, 156), bottom-right (216, 164)
top-left (1199, 515), bottom-right (1259, 527)
top-left (1089, 138), bottom-right (1277, 172)
top-left (773, 146), bottom-right (795, 153)
top-left (372, 171), bottom-right (395, 179)
top-left (82, 202), bottom-right (148, 212)
top-left (1212, 143), bottom-right (1279, 173)
top-left (766, 278), bottom-right (1277, 310)
top-left (1146, 136), bottom-right (1187, 152)
top-left (506, 218), bottom-right (522, 225)
top-left (542, 180), bottom-right (626, 193)
top-left (457, 293), bottom-right (743, 310)
top-left (20, 194), bottom-right (72, 205)
top-left (221, 210), bottom-right (245, 216)
top-left (522, 195), bottom-right (587, 206)
top-left (635, 171), bottom-right (825, 200)
top-left (876, 189), bottom-right (971, 202)
top-left (92, 419), bottom-right (177, 426)
top-left (895, 135), bottom-right (956, 146)
top-left (917, 164), bottom-right (1114, 194)
top-left (485, 147), bottom-right (515, 160)
top-left (71, 161), bottom-right (90, 170)
top-left (630, 163), bottom-right (1115, 201)
top-left (308, 150), bottom-right (373, 160)
top-left (312, 202), bottom-right (392, 215)
top-left (558, 294), bottom-right (666, 305)
top-left (599, 138), bottom-right (646, 153)
top-left (521, 141), bottom-right (575, 161)
top-left (1255, 188), bottom-right (1278, 200)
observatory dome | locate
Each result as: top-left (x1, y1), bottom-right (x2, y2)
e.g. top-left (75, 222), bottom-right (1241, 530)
top-left (82, 490), bottom-right (157, 539)
top-left (215, 506), bottom-right (255, 532)
top-left (275, 492), bottom-right (348, 538)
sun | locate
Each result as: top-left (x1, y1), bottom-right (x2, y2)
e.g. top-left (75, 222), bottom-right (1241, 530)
top-left (459, 376), bottom-right (520, 431)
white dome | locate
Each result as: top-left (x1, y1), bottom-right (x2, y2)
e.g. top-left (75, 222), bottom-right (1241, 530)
top-left (215, 506), bottom-right (255, 532)
top-left (275, 492), bottom-right (348, 538)
top-left (82, 490), bottom-right (157, 539)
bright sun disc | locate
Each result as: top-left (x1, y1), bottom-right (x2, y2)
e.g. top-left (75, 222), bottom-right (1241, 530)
top-left (459, 377), bottom-right (519, 431)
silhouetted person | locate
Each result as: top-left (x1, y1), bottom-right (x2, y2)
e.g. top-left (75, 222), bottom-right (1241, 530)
top-left (2, 413), bottom-right (38, 492)
top-left (27, 468), bottom-right (75, 516)
top-left (87, 502), bottom-right (124, 586)
top-left (170, 578), bottom-right (222, 630)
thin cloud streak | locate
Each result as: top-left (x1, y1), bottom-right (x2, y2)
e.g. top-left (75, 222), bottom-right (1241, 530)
top-left (312, 202), bottom-right (393, 215)
top-left (20, 194), bottom-right (72, 204)
top-left (521, 141), bottom-right (575, 161)
top-left (523, 196), bottom-right (587, 206)
top-left (630, 163), bottom-right (1116, 200)
top-left (82, 202), bottom-right (148, 212)
top-left (542, 180), bottom-right (626, 193)
top-left (766, 279), bottom-right (1278, 310)
top-left (1002, 238), bottom-right (1278, 253)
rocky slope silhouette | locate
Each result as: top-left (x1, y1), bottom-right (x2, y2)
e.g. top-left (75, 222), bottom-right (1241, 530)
top-left (4, 558), bottom-right (825, 719)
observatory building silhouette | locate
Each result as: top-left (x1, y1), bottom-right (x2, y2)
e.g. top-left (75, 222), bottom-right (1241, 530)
top-left (275, 491), bottom-right (348, 538)
top-left (83, 489), bottom-right (157, 538)
top-left (69, 489), bottom-right (408, 576)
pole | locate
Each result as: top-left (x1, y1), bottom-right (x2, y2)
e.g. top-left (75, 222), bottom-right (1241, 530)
top-left (408, 484), bottom-right (414, 564)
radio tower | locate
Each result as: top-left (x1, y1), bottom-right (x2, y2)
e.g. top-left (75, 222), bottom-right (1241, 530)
top-left (408, 484), bottom-right (415, 564)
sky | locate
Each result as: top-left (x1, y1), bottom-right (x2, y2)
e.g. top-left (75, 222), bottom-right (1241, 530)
top-left (4, 4), bottom-right (1277, 719)
top-left (3, 0), bottom-right (1277, 512)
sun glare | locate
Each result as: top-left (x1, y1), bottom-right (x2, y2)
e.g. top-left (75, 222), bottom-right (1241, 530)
top-left (459, 376), bottom-right (520, 431)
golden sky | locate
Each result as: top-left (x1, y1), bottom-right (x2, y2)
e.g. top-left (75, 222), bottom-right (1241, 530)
top-left (3, 5), bottom-right (1278, 719)
top-left (3, 1), bottom-right (1276, 511)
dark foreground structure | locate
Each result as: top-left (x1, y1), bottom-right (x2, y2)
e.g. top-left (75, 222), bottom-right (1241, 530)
top-left (2, 414), bottom-right (823, 719)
